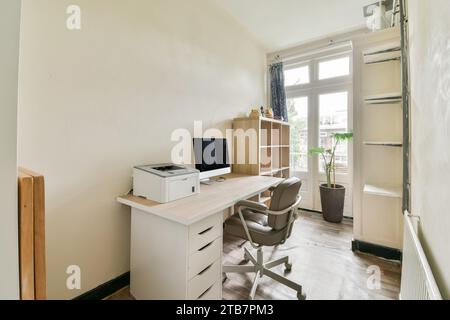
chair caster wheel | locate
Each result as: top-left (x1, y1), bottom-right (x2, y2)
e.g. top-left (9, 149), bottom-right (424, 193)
top-left (297, 292), bottom-right (306, 300)
top-left (285, 263), bottom-right (292, 272)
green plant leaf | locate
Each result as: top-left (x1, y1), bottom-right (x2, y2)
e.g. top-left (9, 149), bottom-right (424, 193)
top-left (333, 132), bottom-right (354, 142)
top-left (308, 132), bottom-right (353, 189)
top-left (308, 147), bottom-right (326, 156)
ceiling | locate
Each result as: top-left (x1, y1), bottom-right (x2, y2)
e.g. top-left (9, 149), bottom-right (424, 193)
top-left (210, 0), bottom-right (373, 52)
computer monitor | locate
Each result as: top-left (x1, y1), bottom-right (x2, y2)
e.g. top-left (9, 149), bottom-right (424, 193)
top-left (193, 138), bottom-right (231, 183)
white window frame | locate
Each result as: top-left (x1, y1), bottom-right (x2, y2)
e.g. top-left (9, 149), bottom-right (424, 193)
top-left (280, 48), bottom-right (354, 215)
top-left (285, 51), bottom-right (353, 170)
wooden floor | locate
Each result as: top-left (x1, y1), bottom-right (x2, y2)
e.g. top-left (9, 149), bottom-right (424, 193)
top-left (109, 211), bottom-right (401, 300)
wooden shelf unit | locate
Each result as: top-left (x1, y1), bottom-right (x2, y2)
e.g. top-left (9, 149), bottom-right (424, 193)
top-left (233, 117), bottom-right (291, 196)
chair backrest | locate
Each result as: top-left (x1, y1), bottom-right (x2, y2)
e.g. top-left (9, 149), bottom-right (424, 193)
top-left (268, 177), bottom-right (302, 231)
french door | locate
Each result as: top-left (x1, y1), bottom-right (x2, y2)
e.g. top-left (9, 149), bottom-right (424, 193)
top-left (285, 53), bottom-right (354, 217)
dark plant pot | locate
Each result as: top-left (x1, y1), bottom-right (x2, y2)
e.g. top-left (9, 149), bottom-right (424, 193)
top-left (319, 184), bottom-right (346, 223)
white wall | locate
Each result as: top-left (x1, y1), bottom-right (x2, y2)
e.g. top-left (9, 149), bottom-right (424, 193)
top-left (0, 0), bottom-right (21, 300)
top-left (409, 0), bottom-right (450, 299)
top-left (211, 0), bottom-right (378, 51)
top-left (18, 0), bottom-right (265, 299)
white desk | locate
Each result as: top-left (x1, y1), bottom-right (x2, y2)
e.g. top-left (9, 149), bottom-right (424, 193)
top-left (117, 174), bottom-right (282, 300)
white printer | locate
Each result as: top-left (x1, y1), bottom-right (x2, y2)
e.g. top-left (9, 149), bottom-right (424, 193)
top-left (133, 164), bottom-right (200, 203)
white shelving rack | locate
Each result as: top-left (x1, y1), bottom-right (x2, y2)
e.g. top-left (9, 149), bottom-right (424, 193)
top-left (353, 27), bottom-right (404, 251)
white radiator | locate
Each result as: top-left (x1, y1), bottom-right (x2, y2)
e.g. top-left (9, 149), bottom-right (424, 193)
top-left (400, 212), bottom-right (442, 300)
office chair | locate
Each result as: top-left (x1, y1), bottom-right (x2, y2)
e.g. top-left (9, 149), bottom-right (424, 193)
top-left (223, 177), bottom-right (305, 300)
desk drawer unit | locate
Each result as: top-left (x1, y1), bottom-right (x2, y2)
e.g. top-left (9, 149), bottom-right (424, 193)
top-left (189, 213), bottom-right (222, 254)
top-left (188, 259), bottom-right (221, 300)
top-left (189, 237), bottom-right (222, 279)
top-left (187, 213), bottom-right (223, 300)
top-left (197, 280), bottom-right (222, 300)
top-left (129, 208), bottom-right (224, 300)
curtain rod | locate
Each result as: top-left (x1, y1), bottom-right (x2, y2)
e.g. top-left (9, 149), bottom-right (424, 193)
top-left (269, 39), bottom-right (353, 65)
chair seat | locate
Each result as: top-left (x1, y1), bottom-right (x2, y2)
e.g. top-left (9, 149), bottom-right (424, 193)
top-left (224, 209), bottom-right (287, 246)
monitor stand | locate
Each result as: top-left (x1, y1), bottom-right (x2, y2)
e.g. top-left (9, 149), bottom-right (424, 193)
top-left (200, 177), bottom-right (227, 185)
top-left (200, 179), bottom-right (214, 186)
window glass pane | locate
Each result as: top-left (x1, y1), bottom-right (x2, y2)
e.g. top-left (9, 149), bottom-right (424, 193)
top-left (288, 97), bottom-right (308, 172)
top-left (319, 57), bottom-right (350, 80)
top-left (284, 66), bottom-right (310, 87)
top-left (319, 92), bottom-right (348, 173)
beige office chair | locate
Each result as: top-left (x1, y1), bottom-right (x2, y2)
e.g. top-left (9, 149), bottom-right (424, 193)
top-left (223, 177), bottom-right (305, 300)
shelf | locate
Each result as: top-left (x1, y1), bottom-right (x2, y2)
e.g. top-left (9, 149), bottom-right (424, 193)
top-left (364, 42), bottom-right (401, 56)
top-left (365, 98), bottom-right (402, 105)
top-left (364, 141), bottom-right (403, 147)
top-left (363, 42), bottom-right (401, 65)
top-left (233, 116), bottom-right (289, 126)
top-left (364, 185), bottom-right (402, 198)
top-left (260, 145), bottom-right (290, 148)
top-left (233, 116), bottom-right (291, 178)
top-left (365, 92), bottom-right (402, 105)
top-left (260, 117), bottom-right (291, 126)
top-left (365, 57), bottom-right (401, 64)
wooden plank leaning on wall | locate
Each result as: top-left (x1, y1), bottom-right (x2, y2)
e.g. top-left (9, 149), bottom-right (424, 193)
top-left (18, 172), bottom-right (34, 300)
top-left (18, 168), bottom-right (46, 300)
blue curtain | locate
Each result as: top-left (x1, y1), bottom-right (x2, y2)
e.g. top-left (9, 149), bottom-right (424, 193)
top-left (270, 62), bottom-right (288, 122)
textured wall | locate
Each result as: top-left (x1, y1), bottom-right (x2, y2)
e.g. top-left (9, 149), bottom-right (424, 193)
top-left (0, 0), bottom-right (21, 300)
top-left (409, 0), bottom-right (450, 299)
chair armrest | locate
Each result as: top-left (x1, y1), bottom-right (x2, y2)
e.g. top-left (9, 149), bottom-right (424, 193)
top-left (235, 200), bottom-right (267, 249)
top-left (235, 200), bottom-right (268, 213)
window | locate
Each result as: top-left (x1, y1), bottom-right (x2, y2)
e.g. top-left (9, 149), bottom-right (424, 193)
top-left (284, 65), bottom-right (310, 87)
top-left (278, 46), bottom-right (353, 214)
top-left (318, 56), bottom-right (350, 80)
top-left (288, 97), bottom-right (308, 172)
top-left (319, 91), bottom-right (349, 173)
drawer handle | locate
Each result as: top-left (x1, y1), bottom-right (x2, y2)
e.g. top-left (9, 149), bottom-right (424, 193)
top-left (198, 241), bottom-right (214, 252)
top-left (197, 284), bottom-right (214, 300)
top-left (198, 263), bottom-right (213, 276)
top-left (198, 226), bottom-right (214, 235)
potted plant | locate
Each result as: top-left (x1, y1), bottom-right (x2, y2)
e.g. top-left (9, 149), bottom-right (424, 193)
top-left (309, 133), bottom-right (353, 223)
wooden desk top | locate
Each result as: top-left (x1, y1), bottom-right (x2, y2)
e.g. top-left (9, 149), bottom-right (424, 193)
top-left (117, 174), bottom-right (282, 225)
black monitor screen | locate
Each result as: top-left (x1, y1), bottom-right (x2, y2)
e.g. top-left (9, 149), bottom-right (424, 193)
top-left (193, 138), bottom-right (230, 173)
